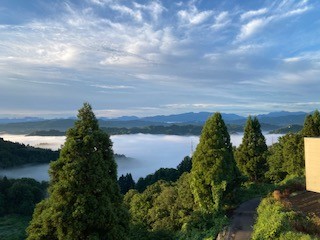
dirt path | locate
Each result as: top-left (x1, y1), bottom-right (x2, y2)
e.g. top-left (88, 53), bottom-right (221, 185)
top-left (221, 198), bottom-right (261, 240)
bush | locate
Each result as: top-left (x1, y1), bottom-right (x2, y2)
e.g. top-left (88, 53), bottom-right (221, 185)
top-left (252, 197), bottom-right (295, 239)
top-left (178, 211), bottom-right (228, 240)
top-left (252, 196), bottom-right (320, 240)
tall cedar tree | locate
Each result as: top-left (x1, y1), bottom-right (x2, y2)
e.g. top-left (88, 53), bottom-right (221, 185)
top-left (302, 110), bottom-right (320, 137)
top-left (27, 103), bottom-right (129, 240)
top-left (191, 113), bottom-right (240, 212)
top-left (235, 116), bottom-right (268, 182)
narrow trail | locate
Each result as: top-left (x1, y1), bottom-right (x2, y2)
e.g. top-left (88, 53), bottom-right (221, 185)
top-left (220, 198), bottom-right (261, 240)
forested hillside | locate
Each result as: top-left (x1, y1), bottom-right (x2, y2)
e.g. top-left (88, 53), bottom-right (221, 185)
top-left (3, 107), bottom-right (320, 239)
top-left (0, 138), bottom-right (59, 168)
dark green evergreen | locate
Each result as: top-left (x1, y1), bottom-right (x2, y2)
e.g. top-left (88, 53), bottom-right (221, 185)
top-left (27, 103), bottom-right (129, 240)
top-left (118, 173), bottom-right (135, 195)
top-left (302, 114), bottom-right (318, 137)
top-left (0, 138), bottom-right (59, 168)
top-left (235, 116), bottom-right (268, 182)
top-left (135, 156), bottom-right (192, 193)
top-left (313, 110), bottom-right (320, 134)
top-left (135, 168), bottom-right (179, 192)
top-left (177, 156), bottom-right (192, 175)
top-left (302, 110), bottom-right (320, 137)
top-left (0, 177), bottom-right (47, 216)
top-left (190, 113), bottom-right (240, 211)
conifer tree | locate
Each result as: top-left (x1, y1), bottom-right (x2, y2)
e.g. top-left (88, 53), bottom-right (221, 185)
top-left (118, 173), bottom-right (135, 195)
top-left (27, 103), bottom-right (129, 240)
top-left (302, 114), bottom-right (318, 137)
top-left (235, 116), bottom-right (268, 182)
top-left (313, 110), bottom-right (320, 134)
top-left (190, 113), bottom-right (240, 212)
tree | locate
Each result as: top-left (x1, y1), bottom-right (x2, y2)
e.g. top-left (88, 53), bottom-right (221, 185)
top-left (190, 113), bottom-right (240, 212)
top-left (266, 133), bottom-right (304, 182)
top-left (235, 116), bottom-right (268, 182)
top-left (118, 173), bottom-right (135, 195)
top-left (27, 103), bottom-right (129, 240)
top-left (313, 110), bottom-right (320, 134)
top-left (302, 114), bottom-right (318, 137)
top-left (177, 156), bottom-right (192, 174)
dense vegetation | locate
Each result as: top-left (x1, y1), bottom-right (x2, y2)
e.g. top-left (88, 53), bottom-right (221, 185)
top-left (1, 108), bottom-right (318, 239)
top-left (0, 138), bottom-right (59, 169)
top-left (252, 195), bottom-right (320, 239)
top-left (0, 177), bottom-right (47, 216)
top-left (118, 156), bottom-right (192, 195)
top-left (235, 116), bottom-right (268, 182)
top-left (27, 124), bottom-right (245, 137)
top-left (134, 156), bottom-right (192, 193)
top-left (0, 215), bottom-right (31, 240)
top-left (27, 103), bottom-right (129, 240)
top-left (269, 124), bottom-right (303, 134)
top-left (191, 113), bottom-right (241, 212)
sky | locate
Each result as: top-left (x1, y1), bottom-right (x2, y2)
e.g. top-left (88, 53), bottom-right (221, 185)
top-left (0, 0), bottom-right (320, 118)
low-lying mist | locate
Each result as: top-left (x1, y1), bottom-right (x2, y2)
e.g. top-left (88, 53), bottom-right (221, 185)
top-left (0, 133), bottom-right (283, 181)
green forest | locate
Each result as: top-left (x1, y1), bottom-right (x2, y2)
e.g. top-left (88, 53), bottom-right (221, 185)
top-left (1, 105), bottom-right (320, 239)
top-left (0, 138), bottom-right (59, 168)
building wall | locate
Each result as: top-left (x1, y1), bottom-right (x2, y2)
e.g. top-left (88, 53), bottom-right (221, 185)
top-left (305, 138), bottom-right (320, 193)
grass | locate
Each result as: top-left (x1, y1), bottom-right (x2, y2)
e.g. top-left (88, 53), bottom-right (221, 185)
top-left (0, 215), bottom-right (31, 240)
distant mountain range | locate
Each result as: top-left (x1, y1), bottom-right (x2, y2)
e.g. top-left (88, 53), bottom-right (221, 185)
top-left (0, 111), bottom-right (309, 135)
top-left (106, 111), bottom-right (308, 126)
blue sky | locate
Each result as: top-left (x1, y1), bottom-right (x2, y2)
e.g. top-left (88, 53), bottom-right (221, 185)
top-left (0, 0), bottom-right (319, 118)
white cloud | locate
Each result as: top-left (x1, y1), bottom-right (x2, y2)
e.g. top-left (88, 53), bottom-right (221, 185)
top-left (91, 84), bottom-right (135, 89)
top-left (133, 1), bottom-right (166, 22)
top-left (240, 8), bottom-right (268, 21)
top-left (211, 11), bottom-right (230, 30)
top-left (283, 6), bottom-right (310, 17)
top-left (283, 57), bottom-right (301, 63)
top-left (178, 6), bottom-right (213, 26)
top-left (237, 1), bottom-right (313, 41)
top-left (237, 18), bottom-right (269, 41)
top-left (110, 4), bottom-right (143, 22)
top-left (89, 0), bottom-right (111, 6)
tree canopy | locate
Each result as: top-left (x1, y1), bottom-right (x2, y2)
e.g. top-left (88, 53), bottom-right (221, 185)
top-left (235, 116), bottom-right (268, 182)
top-left (302, 110), bottom-right (320, 137)
top-left (190, 112), bottom-right (240, 211)
top-left (27, 103), bottom-right (129, 240)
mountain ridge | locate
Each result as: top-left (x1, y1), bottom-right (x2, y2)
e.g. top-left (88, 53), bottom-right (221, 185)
top-left (0, 111), bottom-right (308, 134)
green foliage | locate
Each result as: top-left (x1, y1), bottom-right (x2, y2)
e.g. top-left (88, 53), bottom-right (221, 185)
top-left (27, 103), bottom-right (129, 240)
top-left (124, 173), bottom-right (195, 230)
top-left (118, 173), bottom-right (135, 194)
top-left (269, 124), bottom-right (303, 134)
top-left (278, 231), bottom-right (315, 240)
top-left (278, 175), bottom-right (305, 192)
top-left (266, 133), bottom-right (304, 182)
top-left (125, 173), bottom-right (227, 239)
top-left (0, 138), bottom-right (59, 168)
top-left (266, 109), bottom-right (320, 183)
top-left (136, 168), bottom-right (179, 193)
top-left (0, 177), bottom-right (47, 216)
top-left (252, 197), bottom-right (298, 239)
top-left (191, 112), bottom-right (241, 211)
top-left (236, 181), bottom-right (276, 203)
top-left (235, 116), bottom-right (268, 182)
top-left (178, 211), bottom-right (228, 240)
top-left (0, 214), bottom-right (31, 240)
top-left (104, 124), bottom-right (203, 136)
top-left (177, 156), bottom-right (192, 175)
top-left (135, 156), bottom-right (192, 193)
top-left (302, 110), bottom-right (320, 137)
top-left (252, 197), bottom-right (320, 240)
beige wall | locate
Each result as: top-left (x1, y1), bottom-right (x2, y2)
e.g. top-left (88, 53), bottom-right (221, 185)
top-left (305, 138), bottom-right (320, 193)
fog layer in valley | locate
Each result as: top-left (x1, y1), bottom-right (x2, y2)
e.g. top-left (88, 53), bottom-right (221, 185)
top-left (0, 133), bottom-right (283, 181)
